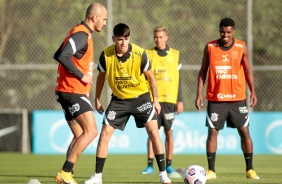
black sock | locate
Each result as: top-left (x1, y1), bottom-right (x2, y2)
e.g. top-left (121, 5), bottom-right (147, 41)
top-left (244, 152), bottom-right (253, 171)
top-left (155, 154), bottom-right (166, 172)
top-left (207, 152), bottom-right (216, 172)
top-left (148, 158), bottom-right (154, 167)
top-left (95, 157), bottom-right (106, 173)
top-left (166, 159), bottom-right (172, 167)
top-left (62, 161), bottom-right (74, 172)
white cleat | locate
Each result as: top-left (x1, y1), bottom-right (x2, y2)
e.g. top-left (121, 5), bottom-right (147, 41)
top-left (159, 171), bottom-right (171, 184)
top-left (84, 173), bottom-right (102, 184)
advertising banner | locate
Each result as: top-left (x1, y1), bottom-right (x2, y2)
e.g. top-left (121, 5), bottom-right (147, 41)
top-left (32, 111), bottom-right (282, 154)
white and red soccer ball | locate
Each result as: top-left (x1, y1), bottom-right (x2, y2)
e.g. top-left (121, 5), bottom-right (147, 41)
top-left (183, 165), bottom-right (207, 184)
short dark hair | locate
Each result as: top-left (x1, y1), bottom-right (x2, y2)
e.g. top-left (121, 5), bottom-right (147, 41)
top-left (113, 23), bottom-right (130, 37)
top-left (219, 18), bottom-right (235, 28)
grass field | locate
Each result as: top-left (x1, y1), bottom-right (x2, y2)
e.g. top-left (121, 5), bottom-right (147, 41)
top-left (0, 153), bottom-right (281, 184)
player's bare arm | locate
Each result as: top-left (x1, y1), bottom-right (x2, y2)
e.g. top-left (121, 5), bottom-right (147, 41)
top-left (195, 44), bottom-right (209, 110)
top-left (176, 101), bottom-right (184, 114)
top-left (95, 72), bottom-right (106, 114)
top-left (241, 45), bottom-right (257, 107)
top-left (144, 69), bottom-right (161, 115)
top-left (81, 74), bottom-right (93, 85)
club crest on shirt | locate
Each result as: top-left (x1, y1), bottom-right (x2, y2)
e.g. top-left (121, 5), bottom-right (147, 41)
top-left (107, 111), bottom-right (116, 120)
top-left (211, 112), bottom-right (218, 122)
top-left (222, 54), bottom-right (229, 62)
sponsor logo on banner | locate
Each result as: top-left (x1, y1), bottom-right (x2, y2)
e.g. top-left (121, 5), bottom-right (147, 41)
top-left (0, 126), bottom-right (18, 137)
top-left (48, 117), bottom-right (130, 153)
top-left (172, 119), bottom-right (238, 153)
top-left (32, 111), bottom-right (282, 154)
top-left (265, 120), bottom-right (282, 154)
top-left (49, 119), bottom-right (73, 153)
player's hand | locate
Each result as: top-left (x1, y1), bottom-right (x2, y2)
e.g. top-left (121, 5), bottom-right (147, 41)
top-left (81, 74), bottom-right (92, 85)
top-left (176, 101), bottom-right (184, 115)
top-left (195, 96), bottom-right (203, 111)
top-left (153, 100), bottom-right (161, 115)
top-left (95, 99), bottom-right (104, 114)
top-left (249, 93), bottom-right (257, 107)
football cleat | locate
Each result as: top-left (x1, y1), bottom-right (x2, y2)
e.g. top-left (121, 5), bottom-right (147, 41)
top-left (84, 173), bottom-right (102, 184)
top-left (141, 166), bottom-right (155, 174)
top-left (246, 169), bottom-right (260, 179)
top-left (55, 170), bottom-right (77, 184)
top-left (159, 171), bottom-right (171, 184)
top-left (166, 166), bottom-right (181, 178)
top-left (166, 166), bottom-right (176, 173)
top-left (206, 169), bottom-right (217, 179)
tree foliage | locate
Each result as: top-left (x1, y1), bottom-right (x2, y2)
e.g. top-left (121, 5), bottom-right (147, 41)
top-left (0, 0), bottom-right (281, 111)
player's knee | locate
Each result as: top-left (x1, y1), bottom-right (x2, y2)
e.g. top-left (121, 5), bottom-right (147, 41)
top-left (86, 133), bottom-right (97, 143)
top-left (240, 133), bottom-right (251, 141)
top-left (238, 127), bottom-right (250, 137)
top-left (83, 128), bottom-right (98, 141)
top-left (149, 129), bottom-right (159, 137)
top-left (98, 131), bottom-right (111, 144)
top-left (164, 129), bottom-right (173, 136)
top-left (91, 129), bottom-right (98, 139)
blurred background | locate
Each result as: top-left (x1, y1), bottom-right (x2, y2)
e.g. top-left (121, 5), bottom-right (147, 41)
top-left (0, 0), bottom-right (282, 153)
top-left (1, 0), bottom-right (282, 111)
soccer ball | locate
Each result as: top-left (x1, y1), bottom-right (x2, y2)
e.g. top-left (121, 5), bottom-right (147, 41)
top-left (183, 165), bottom-right (207, 184)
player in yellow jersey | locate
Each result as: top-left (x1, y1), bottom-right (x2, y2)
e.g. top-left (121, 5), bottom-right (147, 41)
top-left (84, 23), bottom-right (171, 184)
top-left (142, 26), bottom-right (184, 178)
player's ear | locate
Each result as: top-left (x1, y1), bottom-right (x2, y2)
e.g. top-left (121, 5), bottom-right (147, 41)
top-left (92, 15), bottom-right (98, 23)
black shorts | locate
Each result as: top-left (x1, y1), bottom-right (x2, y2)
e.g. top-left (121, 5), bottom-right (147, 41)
top-left (206, 100), bottom-right (249, 130)
top-left (55, 92), bottom-right (93, 121)
top-left (157, 102), bottom-right (176, 130)
top-left (103, 92), bottom-right (157, 131)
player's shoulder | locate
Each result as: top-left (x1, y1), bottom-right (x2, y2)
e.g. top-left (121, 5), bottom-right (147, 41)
top-left (146, 47), bottom-right (155, 51)
top-left (72, 23), bottom-right (91, 35)
top-left (234, 39), bottom-right (245, 48)
top-left (131, 43), bottom-right (144, 50)
top-left (104, 45), bottom-right (115, 56)
top-left (131, 43), bottom-right (145, 56)
top-left (105, 44), bottom-right (115, 51)
top-left (207, 39), bottom-right (218, 47)
top-left (145, 47), bottom-right (155, 54)
top-left (169, 47), bottom-right (179, 54)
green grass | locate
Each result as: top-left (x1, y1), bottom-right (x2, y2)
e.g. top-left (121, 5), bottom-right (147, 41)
top-left (0, 153), bottom-right (281, 184)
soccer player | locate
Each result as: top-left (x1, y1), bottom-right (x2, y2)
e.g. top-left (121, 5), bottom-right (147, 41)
top-left (53, 3), bottom-right (107, 184)
top-left (195, 18), bottom-right (260, 180)
top-left (141, 26), bottom-right (184, 178)
top-left (84, 23), bottom-right (171, 184)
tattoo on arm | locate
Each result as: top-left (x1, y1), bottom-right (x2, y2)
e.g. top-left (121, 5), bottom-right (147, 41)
top-left (148, 76), bottom-right (158, 99)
